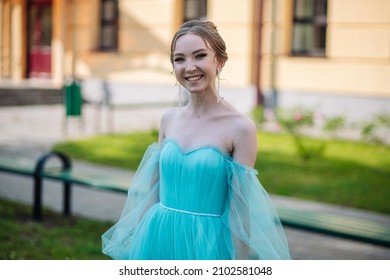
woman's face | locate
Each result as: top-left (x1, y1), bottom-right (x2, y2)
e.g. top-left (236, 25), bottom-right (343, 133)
top-left (172, 33), bottom-right (220, 95)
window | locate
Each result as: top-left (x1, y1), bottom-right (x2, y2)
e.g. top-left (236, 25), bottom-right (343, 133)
top-left (291, 0), bottom-right (327, 56)
top-left (99, 0), bottom-right (119, 51)
top-left (184, 0), bottom-right (207, 22)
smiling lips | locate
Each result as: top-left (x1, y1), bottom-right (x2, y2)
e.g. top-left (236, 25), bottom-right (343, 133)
top-left (186, 75), bottom-right (203, 81)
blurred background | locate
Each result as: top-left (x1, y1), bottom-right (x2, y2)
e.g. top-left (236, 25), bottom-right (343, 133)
top-left (1, 0), bottom-right (389, 120)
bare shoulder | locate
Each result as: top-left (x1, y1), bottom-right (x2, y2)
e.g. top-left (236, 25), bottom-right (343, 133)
top-left (229, 112), bottom-right (258, 167)
top-left (158, 108), bottom-right (180, 143)
top-left (232, 113), bottom-right (257, 137)
top-left (161, 107), bottom-right (179, 124)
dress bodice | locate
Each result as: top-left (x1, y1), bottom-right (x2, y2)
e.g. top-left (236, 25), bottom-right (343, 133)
top-left (159, 139), bottom-right (229, 216)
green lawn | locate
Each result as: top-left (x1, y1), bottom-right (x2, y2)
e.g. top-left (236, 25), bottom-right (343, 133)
top-left (0, 198), bottom-right (111, 260)
top-left (256, 133), bottom-right (390, 213)
top-left (53, 131), bottom-right (390, 214)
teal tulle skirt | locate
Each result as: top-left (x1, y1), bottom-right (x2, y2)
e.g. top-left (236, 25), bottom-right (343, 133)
top-left (102, 139), bottom-right (291, 260)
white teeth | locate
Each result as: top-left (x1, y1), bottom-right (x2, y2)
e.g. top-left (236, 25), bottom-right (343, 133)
top-left (187, 76), bottom-right (202, 81)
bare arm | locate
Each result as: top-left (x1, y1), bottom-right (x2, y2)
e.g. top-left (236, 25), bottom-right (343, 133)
top-left (230, 116), bottom-right (258, 259)
top-left (158, 108), bottom-right (177, 144)
top-left (231, 116), bottom-right (258, 168)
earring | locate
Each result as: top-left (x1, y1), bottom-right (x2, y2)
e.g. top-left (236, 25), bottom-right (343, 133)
top-left (178, 83), bottom-right (182, 108)
top-left (217, 68), bottom-right (221, 103)
top-left (174, 80), bottom-right (182, 108)
top-left (172, 70), bottom-right (182, 108)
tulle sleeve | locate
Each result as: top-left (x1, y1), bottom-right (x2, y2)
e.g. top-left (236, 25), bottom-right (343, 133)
top-left (102, 143), bottom-right (160, 259)
top-left (221, 159), bottom-right (291, 260)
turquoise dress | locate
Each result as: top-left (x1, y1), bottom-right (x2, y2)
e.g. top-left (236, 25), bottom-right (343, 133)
top-left (102, 138), bottom-right (291, 260)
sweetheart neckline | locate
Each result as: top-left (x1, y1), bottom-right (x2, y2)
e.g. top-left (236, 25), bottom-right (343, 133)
top-left (159, 138), bottom-right (258, 174)
top-left (162, 138), bottom-right (231, 158)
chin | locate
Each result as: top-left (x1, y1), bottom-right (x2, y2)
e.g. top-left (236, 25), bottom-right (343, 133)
top-left (185, 84), bottom-right (211, 95)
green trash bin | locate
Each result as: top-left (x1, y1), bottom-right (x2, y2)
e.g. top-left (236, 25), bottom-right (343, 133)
top-left (64, 80), bottom-right (82, 117)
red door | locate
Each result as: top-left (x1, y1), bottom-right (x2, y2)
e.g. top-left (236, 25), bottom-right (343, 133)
top-left (28, 0), bottom-right (52, 78)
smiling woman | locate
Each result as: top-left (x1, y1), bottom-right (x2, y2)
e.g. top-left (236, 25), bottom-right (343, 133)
top-left (102, 20), bottom-right (291, 260)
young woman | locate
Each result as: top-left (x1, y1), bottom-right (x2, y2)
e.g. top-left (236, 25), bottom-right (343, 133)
top-left (102, 20), bottom-right (291, 260)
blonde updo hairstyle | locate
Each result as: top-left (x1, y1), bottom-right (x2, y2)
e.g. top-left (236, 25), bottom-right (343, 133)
top-left (170, 20), bottom-right (228, 66)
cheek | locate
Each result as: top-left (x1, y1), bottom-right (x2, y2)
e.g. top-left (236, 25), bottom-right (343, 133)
top-left (173, 65), bottom-right (183, 78)
top-left (173, 68), bottom-right (188, 86)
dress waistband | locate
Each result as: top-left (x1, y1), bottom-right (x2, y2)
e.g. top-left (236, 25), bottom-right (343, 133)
top-left (159, 202), bottom-right (221, 217)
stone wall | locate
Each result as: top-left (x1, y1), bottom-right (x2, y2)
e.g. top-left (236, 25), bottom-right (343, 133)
top-left (0, 88), bottom-right (63, 106)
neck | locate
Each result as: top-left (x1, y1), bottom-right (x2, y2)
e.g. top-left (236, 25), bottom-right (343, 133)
top-left (190, 85), bottom-right (219, 104)
top-left (184, 89), bottom-right (221, 120)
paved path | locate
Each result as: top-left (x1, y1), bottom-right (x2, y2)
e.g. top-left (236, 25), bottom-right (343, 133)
top-left (0, 104), bottom-right (389, 260)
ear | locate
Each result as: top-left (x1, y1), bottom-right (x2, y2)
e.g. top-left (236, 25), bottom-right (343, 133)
top-left (216, 60), bottom-right (225, 75)
top-left (217, 59), bottom-right (226, 70)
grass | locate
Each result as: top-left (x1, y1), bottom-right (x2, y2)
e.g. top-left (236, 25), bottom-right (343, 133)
top-left (54, 131), bottom-right (159, 171)
top-left (53, 130), bottom-right (390, 214)
top-left (0, 198), bottom-right (111, 260)
top-left (256, 133), bottom-right (390, 213)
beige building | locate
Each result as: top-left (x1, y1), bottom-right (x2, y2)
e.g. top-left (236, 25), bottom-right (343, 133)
top-left (1, 0), bottom-right (389, 119)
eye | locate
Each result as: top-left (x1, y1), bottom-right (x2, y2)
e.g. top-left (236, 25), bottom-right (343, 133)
top-left (174, 57), bottom-right (184, 63)
top-left (195, 53), bottom-right (207, 59)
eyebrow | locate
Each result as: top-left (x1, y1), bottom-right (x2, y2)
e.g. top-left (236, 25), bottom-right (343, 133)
top-left (173, 48), bottom-right (208, 57)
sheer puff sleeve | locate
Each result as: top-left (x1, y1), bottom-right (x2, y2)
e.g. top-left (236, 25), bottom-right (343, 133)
top-left (221, 159), bottom-right (291, 260)
top-left (102, 143), bottom-right (160, 259)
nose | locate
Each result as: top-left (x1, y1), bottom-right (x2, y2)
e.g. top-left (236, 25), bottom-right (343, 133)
top-left (185, 60), bottom-right (197, 72)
